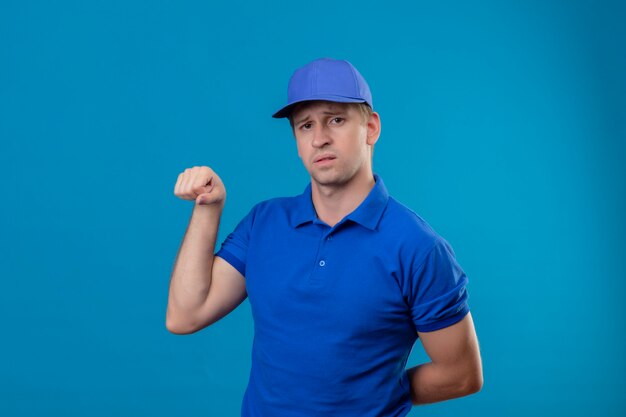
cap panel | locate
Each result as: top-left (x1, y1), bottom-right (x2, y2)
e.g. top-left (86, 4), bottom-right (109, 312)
top-left (314, 60), bottom-right (358, 98)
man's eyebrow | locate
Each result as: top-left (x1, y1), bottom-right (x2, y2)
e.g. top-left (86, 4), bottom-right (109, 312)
top-left (294, 114), bottom-right (311, 125)
top-left (295, 111), bottom-right (347, 125)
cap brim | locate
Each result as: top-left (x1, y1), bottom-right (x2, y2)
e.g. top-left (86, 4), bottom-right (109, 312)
top-left (272, 96), bottom-right (368, 119)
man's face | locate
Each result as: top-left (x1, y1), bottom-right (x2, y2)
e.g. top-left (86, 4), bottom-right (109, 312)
top-left (291, 101), bottom-right (379, 188)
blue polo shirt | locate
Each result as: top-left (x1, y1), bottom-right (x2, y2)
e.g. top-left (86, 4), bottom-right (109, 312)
top-left (216, 174), bottom-right (470, 417)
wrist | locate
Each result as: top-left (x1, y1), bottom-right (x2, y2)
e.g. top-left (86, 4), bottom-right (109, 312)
top-left (191, 201), bottom-right (224, 222)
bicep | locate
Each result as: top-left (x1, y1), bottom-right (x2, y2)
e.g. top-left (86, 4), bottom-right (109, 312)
top-left (417, 312), bottom-right (481, 370)
top-left (194, 255), bottom-right (247, 329)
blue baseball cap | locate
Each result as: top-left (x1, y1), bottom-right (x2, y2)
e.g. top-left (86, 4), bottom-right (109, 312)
top-left (272, 58), bottom-right (373, 119)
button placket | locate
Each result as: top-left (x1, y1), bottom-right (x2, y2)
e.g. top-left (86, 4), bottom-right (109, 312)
top-left (319, 231), bottom-right (334, 266)
top-left (309, 228), bottom-right (331, 285)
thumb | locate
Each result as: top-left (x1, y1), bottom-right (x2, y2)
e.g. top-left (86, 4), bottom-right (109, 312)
top-left (196, 193), bottom-right (213, 205)
top-left (195, 180), bottom-right (215, 205)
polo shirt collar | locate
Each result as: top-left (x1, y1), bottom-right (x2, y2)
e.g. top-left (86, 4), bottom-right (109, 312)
top-left (290, 173), bottom-right (389, 231)
top-left (290, 185), bottom-right (317, 227)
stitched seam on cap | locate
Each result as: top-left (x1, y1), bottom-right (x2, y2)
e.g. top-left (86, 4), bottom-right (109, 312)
top-left (312, 61), bottom-right (318, 95)
top-left (347, 61), bottom-right (359, 97)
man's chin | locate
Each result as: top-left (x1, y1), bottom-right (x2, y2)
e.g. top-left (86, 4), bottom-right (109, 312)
top-left (310, 172), bottom-right (349, 187)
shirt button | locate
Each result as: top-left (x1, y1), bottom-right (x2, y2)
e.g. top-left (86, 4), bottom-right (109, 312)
top-left (319, 260), bottom-right (326, 267)
top-left (326, 235), bottom-right (332, 241)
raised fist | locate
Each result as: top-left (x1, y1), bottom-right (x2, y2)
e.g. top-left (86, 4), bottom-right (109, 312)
top-left (174, 166), bottom-right (226, 206)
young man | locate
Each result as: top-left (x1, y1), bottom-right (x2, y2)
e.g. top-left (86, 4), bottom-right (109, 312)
top-left (167, 58), bottom-right (483, 416)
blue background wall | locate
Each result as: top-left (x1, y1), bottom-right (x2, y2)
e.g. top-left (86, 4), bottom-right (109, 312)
top-left (2, 0), bottom-right (624, 415)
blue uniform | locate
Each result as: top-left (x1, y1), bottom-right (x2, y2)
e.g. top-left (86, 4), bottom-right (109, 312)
top-left (216, 174), bottom-right (470, 417)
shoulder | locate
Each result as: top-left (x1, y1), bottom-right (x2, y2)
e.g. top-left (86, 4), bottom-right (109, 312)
top-left (381, 196), bottom-right (448, 262)
top-left (243, 193), bottom-right (303, 225)
top-left (250, 193), bottom-right (300, 213)
top-left (383, 196), bottom-right (440, 240)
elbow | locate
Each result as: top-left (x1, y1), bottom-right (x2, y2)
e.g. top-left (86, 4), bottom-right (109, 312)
top-left (166, 319), bottom-right (192, 335)
top-left (459, 351), bottom-right (483, 396)
top-left (165, 310), bottom-right (201, 335)
top-left (464, 375), bottom-right (483, 395)
top-left (460, 368), bottom-right (483, 396)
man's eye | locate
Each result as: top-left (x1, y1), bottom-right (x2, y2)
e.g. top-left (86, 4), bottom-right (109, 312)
top-left (301, 123), bottom-right (312, 130)
top-left (331, 117), bottom-right (344, 124)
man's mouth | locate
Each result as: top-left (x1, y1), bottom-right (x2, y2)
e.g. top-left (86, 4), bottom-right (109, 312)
top-left (314, 154), bottom-right (336, 163)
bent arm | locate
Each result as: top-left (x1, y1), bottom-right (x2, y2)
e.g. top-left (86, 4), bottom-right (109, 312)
top-left (407, 312), bottom-right (483, 405)
top-left (166, 204), bottom-right (247, 334)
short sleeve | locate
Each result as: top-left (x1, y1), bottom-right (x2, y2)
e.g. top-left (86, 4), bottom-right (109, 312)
top-left (215, 205), bottom-right (258, 277)
top-left (409, 238), bottom-right (470, 332)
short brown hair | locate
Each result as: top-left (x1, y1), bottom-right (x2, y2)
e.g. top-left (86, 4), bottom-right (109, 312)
top-left (288, 101), bottom-right (373, 129)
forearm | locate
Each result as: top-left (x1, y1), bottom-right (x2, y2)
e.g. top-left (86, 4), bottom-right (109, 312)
top-left (166, 203), bottom-right (223, 328)
top-left (407, 361), bottom-right (481, 405)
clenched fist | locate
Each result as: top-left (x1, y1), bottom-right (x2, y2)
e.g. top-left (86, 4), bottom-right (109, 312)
top-left (174, 166), bottom-right (226, 206)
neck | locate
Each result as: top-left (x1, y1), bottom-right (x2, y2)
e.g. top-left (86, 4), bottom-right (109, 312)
top-left (310, 169), bottom-right (375, 227)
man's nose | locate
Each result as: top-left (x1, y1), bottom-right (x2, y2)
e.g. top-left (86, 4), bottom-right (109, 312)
top-left (311, 125), bottom-right (331, 148)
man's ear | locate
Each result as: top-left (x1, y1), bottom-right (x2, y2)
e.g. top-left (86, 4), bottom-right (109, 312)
top-left (366, 112), bottom-right (381, 146)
